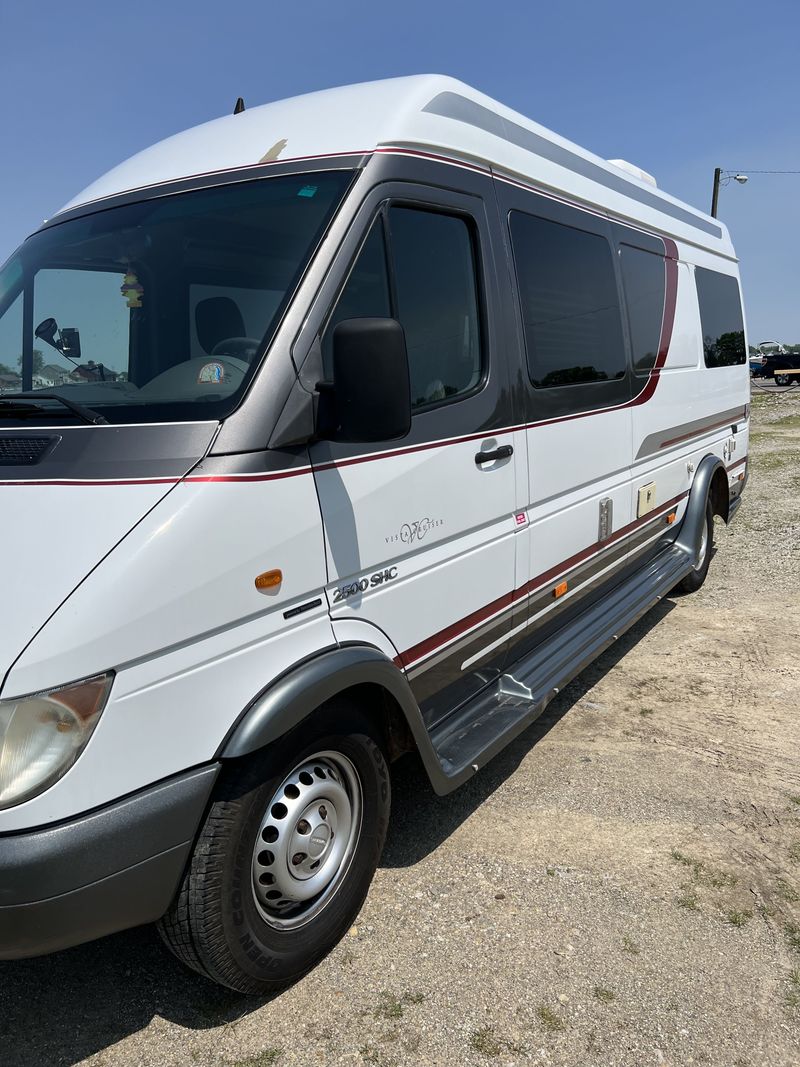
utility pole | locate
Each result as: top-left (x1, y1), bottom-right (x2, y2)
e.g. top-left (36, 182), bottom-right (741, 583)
top-left (711, 167), bottom-right (722, 218)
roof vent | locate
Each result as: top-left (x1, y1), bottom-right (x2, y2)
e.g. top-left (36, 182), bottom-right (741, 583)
top-left (607, 159), bottom-right (657, 187)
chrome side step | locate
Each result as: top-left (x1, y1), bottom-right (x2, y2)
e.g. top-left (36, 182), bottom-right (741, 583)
top-left (429, 540), bottom-right (692, 789)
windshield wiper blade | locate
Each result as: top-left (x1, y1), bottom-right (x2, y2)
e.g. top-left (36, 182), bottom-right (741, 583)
top-left (0, 393), bottom-right (108, 425)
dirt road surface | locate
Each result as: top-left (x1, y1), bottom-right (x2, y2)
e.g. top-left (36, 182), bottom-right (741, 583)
top-left (2, 389), bottom-right (799, 1067)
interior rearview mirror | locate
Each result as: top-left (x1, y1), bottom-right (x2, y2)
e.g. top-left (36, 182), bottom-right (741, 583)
top-left (331, 318), bottom-right (411, 442)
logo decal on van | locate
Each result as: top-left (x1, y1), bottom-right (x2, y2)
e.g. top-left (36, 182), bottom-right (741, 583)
top-left (385, 518), bottom-right (444, 546)
top-left (332, 566), bottom-right (398, 603)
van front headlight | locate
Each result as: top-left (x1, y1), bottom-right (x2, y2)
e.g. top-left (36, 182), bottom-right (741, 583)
top-left (0, 674), bottom-right (113, 810)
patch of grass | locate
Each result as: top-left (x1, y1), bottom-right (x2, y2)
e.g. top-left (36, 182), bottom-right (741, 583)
top-left (785, 970), bottom-right (800, 1011)
top-left (706, 869), bottom-right (738, 889)
top-left (232, 1050), bottom-right (282, 1067)
top-left (640, 707), bottom-right (655, 717)
top-left (788, 794), bottom-right (800, 807)
top-left (468, 1026), bottom-right (524, 1057)
top-left (622, 935), bottom-right (640, 956)
top-left (677, 888), bottom-right (700, 910)
top-left (724, 909), bottom-right (753, 928)
top-left (785, 923), bottom-right (800, 953)
top-left (788, 842), bottom-right (800, 864)
top-left (776, 878), bottom-right (800, 903)
top-left (535, 1003), bottom-right (567, 1033)
top-left (373, 990), bottom-right (425, 1020)
top-left (593, 986), bottom-right (615, 1003)
top-left (669, 849), bottom-right (737, 888)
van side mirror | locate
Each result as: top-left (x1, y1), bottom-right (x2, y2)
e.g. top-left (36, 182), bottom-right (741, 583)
top-left (330, 318), bottom-right (412, 442)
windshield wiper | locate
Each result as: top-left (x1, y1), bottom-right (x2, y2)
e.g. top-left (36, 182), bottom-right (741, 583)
top-left (0, 393), bottom-right (109, 426)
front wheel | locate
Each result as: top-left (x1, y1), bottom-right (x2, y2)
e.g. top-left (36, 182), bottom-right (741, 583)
top-left (675, 500), bottom-right (714, 594)
top-left (158, 703), bottom-right (390, 994)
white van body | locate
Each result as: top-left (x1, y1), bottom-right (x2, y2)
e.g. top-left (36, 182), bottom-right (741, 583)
top-left (0, 76), bottom-right (748, 988)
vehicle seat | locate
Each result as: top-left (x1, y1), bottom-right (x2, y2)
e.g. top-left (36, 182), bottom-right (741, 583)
top-left (195, 297), bottom-right (247, 354)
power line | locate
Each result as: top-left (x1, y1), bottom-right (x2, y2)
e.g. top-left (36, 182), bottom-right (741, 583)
top-left (727, 169), bottom-right (800, 174)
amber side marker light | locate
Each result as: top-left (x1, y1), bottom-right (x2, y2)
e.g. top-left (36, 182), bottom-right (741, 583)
top-left (666, 512), bottom-right (677, 525)
top-left (255, 569), bottom-right (283, 590)
top-left (553, 581), bottom-right (568, 599)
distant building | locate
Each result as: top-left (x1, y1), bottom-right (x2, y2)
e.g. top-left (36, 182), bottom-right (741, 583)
top-left (39, 363), bottom-right (73, 387)
top-left (0, 372), bottom-right (21, 393)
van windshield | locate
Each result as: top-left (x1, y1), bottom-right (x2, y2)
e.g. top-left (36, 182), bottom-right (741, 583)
top-left (0, 170), bottom-right (353, 424)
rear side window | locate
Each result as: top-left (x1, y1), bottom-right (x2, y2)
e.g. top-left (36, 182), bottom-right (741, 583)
top-left (509, 210), bottom-right (625, 388)
top-left (324, 206), bottom-right (482, 411)
top-left (695, 267), bottom-right (746, 367)
top-left (619, 245), bottom-right (666, 375)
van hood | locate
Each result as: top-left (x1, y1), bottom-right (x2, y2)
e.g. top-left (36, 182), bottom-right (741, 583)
top-left (0, 423), bottom-right (216, 693)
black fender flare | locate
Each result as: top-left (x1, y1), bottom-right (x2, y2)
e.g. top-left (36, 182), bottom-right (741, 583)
top-left (218, 644), bottom-right (447, 787)
top-left (674, 454), bottom-right (726, 566)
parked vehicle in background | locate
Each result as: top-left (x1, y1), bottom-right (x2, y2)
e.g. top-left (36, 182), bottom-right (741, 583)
top-left (0, 75), bottom-right (749, 994)
top-left (750, 352), bottom-right (768, 377)
top-left (754, 341), bottom-right (800, 385)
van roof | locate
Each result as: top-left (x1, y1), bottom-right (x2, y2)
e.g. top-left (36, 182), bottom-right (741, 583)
top-left (58, 74), bottom-right (733, 256)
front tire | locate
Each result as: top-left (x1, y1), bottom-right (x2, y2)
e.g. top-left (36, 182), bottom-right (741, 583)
top-left (676, 500), bottom-right (714, 594)
top-left (158, 703), bottom-right (390, 994)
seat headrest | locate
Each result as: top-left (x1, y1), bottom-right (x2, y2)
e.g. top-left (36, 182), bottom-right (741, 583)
top-left (195, 297), bottom-right (246, 354)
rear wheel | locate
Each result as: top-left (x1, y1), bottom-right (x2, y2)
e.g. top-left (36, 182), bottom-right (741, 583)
top-left (775, 372), bottom-right (792, 386)
top-left (676, 500), bottom-right (713, 594)
top-left (158, 703), bottom-right (390, 994)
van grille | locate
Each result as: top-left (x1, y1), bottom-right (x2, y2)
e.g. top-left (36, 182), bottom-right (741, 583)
top-left (0, 436), bottom-right (57, 466)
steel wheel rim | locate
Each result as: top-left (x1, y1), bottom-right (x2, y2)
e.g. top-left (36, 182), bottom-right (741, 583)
top-left (251, 750), bottom-right (363, 930)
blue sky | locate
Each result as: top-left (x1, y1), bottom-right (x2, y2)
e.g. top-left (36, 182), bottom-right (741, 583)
top-left (1, 0), bottom-right (797, 342)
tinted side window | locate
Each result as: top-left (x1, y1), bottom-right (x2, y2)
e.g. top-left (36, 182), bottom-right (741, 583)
top-left (619, 244), bottom-right (666, 375)
top-left (322, 221), bottom-right (391, 368)
top-left (695, 267), bottom-right (746, 367)
top-left (388, 207), bottom-right (481, 408)
top-left (510, 210), bottom-right (625, 388)
top-left (324, 207), bottom-right (483, 410)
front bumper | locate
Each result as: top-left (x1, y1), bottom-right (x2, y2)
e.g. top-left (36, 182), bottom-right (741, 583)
top-left (0, 764), bottom-right (218, 959)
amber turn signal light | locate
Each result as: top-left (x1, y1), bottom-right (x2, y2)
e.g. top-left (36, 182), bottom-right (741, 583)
top-left (553, 581), bottom-right (568, 599)
top-left (666, 512), bottom-right (677, 525)
top-left (255, 569), bottom-right (283, 590)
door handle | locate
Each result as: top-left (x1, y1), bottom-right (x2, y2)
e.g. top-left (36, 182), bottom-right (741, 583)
top-left (475, 444), bottom-right (513, 466)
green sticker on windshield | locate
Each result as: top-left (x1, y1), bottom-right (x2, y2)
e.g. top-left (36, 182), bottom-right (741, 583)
top-left (297, 185), bottom-right (318, 198)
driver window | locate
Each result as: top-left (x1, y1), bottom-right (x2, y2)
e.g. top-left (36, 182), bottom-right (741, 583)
top-left (323, 205), bottom-right (483, 411)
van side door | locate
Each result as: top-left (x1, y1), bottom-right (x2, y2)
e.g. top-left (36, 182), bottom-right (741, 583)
top-left (494, 181), bottom-right (636, 661)
top-left (306, 179), bottom-right (519, 726)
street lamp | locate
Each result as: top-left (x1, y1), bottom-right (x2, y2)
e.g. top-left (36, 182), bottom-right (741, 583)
top-left (711, 169), bottom-right (749, 217)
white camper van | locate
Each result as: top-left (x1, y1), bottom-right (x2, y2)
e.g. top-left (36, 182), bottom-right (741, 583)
top-left (0, 76), bottom-right (748, 993)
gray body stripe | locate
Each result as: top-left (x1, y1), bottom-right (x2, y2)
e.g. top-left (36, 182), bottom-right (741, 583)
top-left (407, 507), bottom-right (674, 680)
top-left (423, 92), bottom-right (723, 240)
top-left (635, 406), bottom-right (744, 460)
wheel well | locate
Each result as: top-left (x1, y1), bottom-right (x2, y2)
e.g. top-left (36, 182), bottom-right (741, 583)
top-left (320, 682), bottom-right (415, 762)
top-left (709, 465), bottom-right (729, 524)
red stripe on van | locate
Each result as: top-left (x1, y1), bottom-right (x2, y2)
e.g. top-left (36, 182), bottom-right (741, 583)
top-left (398, 490), bottom-right (688, 669)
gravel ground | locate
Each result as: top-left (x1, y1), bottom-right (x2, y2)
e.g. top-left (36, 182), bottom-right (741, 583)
top-left (2, 387), bottom-right (799, 1067)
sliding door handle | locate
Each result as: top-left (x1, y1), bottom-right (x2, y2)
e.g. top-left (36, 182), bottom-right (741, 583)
top-left (475, 444), bottom-right (513, 466)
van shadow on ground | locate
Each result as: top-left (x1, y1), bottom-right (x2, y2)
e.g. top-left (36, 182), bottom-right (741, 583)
top-left (0, 600), bottom-right (674, 1067)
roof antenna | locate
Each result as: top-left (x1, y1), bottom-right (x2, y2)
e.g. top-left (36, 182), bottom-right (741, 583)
top-left (233, 97), bottom-right (246, 115)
